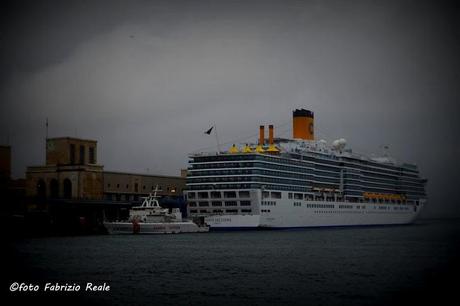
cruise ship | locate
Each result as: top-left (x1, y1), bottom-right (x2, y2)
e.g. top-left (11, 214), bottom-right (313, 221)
top-left (186, 109), bottom-right (427, 229)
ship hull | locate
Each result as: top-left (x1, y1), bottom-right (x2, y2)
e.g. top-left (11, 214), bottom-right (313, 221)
top-left (104, 221), bottom-right (209, 234)
top-left (204, 214), bottom-right (260, 230)
top-left (203, 199), bottom-right (424, 230)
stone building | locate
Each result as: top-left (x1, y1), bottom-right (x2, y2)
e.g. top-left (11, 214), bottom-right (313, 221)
top-left (26, 137), bottom-right (103, 200)
top-left (26, 137), bottom-right (185, 202)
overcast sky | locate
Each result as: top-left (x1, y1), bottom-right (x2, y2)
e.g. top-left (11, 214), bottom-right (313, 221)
top-left (1, 0), bottom-right (459, 217)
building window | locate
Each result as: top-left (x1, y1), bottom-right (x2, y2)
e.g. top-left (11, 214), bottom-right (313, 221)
top-left (70, 144), bottom-right (75, 164)
top-left (79, 145), bottom-right (85, 164)
top-left (63, 179), bottom-right (72, 199)
top-left (135, 183), bottom-right (139, 192)
top-left (117, 184), bottom-right (120, 188)
top-left (89, 147), bottom-right (95, 164)
top-left (36, 179), bottom-right (47, 199)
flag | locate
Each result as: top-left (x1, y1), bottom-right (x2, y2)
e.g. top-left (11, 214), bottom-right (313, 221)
top-left (204, 126), bottom-right (214, 135)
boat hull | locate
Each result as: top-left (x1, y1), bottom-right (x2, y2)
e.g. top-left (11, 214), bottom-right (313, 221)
top-left (104, 221), bottom-right (209, 234)
top-left (202, 200), bottom-right (425, 230)
top-left (204, 214), bottom-right (260, 230)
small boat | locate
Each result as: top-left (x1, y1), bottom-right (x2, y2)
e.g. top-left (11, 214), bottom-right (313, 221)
top-left (103, 189), bottom-right (209, 234)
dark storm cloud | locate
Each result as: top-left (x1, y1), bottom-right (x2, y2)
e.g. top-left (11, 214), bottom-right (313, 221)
top-left (1, 0), bottom-right (459, 217)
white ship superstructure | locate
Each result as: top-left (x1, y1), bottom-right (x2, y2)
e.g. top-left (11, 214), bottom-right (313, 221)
top-left (104, 188), bottom-right (209, 234)
top-left (186, 109), bottom-right (427, 229)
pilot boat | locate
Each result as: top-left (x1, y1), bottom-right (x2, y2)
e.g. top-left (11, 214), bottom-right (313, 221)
top-left (104, 190), bottom-right (209, 234)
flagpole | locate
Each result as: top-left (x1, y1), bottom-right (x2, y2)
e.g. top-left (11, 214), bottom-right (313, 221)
top-left (214, 122), bottom-right (221, 152)
top-left (45, 118), bottom-right (49, 157)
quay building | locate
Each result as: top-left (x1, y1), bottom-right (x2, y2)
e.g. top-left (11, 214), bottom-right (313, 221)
top-left (25, 137), bottom-right (186, 230)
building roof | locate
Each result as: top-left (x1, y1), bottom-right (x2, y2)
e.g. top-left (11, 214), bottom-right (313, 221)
top-left (103, 170), bottom-right (184, 180)
top-left (47, 137), bottom-right (97, 143)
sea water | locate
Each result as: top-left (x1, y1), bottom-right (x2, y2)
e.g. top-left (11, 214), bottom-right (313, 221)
top-left (5, 218), bottom-right (460, 305)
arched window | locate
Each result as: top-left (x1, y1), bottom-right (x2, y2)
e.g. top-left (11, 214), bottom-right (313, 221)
top-left (36, 179), bottom-right (46, 199)
top-left (63, 178), bottom-right (72, 199)
top-left (50, 179), bottom-right (59, 198)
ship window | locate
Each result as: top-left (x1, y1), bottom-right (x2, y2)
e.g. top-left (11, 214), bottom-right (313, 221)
top-left (198, 202), bottom-right (209, 207)
top-left (262, 191), bottom-right (269, 198)
top-left (271, 192), bottom-right (282, 199)
top-left (211, 191), bottom-right (221, 198)
top-left (188, 192), bottom-right (196, 199)
top-left (211, 201), bottom-right (222, 206)
top-left (225, 209), bottom-right (238, 213)
top-left (225, 201), bottom-right (237, 206)
top-left (199, 209), bottom-right (207, 213)
top-left (224, 191), bottom-right (237, 198)
top-left (213, 209), bottom-right (223, 213)
top-left (239, 191), bottom-right (250, 198)
top-left (198, 192), bottom-right (209, 199)
top-left (240, 201), bottom-right (251, 206)
top-left (241, 209), bottom-right (252, 213)
top-left (294, 193), bottom-right (303, 200)
top-left (189, 202), bottom-right (197, 207)
top-left (190, 209), bottom-right (198, 213)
